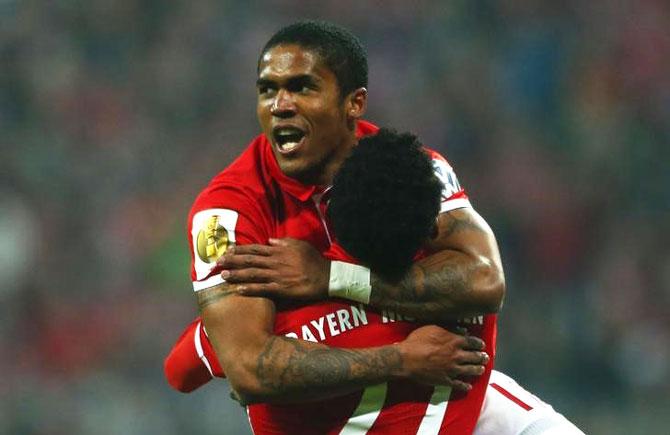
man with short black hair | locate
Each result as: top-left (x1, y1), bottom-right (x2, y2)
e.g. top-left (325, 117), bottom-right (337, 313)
top-left (168, 126), bottom-right (583, 434)
top-left (180, 20), bottom-right (501, 433)
top-left (168, 20), bottom-right (581, 434)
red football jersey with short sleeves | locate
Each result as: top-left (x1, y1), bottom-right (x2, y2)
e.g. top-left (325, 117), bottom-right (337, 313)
top-left (183, 121), bottom-right (496, 434)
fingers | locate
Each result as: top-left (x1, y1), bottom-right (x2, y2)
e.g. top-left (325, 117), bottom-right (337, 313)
top-left (458, 350), bottom-right (490, 366)
top-left (453, 361), bottom-right (487, 378)
top-left (453, 326), bottom-right (469, 336)
top-left (462, 335), bottom-right (486, 351)
top-left (219, 252), bottom-right (276, 270)
top-left (449, 349), bottom-right (489, 379)
top-left (450, 379), bottom-right (473, 392)
top-left (227, 244), bottom-right (274, 256)
top-left (221, 267), bottom-right (273, 283)
top-left (235, 282), bottom-right (281, 296)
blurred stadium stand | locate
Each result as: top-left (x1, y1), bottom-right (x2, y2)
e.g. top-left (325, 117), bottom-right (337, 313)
top-left (1, 1), bottom-right (668, 433)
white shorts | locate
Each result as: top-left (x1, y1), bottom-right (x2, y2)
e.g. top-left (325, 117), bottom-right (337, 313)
top-left (474, 370), bottom-right (585, 435)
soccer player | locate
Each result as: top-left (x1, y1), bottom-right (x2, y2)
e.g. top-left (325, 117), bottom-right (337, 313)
top-left (181, 20), bottom-right (501, 433)
top-left (167, 128), bottom-right (584, 434)
top-left (171, 20), bottom-right (582, 434)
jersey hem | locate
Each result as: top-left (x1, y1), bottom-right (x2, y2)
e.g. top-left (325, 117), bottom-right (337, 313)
top-left (440, 198), bottom-right (472, 213)
top-left (193, 275), bottom-right (225, 292)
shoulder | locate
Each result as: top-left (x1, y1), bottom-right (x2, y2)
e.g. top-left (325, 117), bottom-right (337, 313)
top-left (420, 146), bottom-right (471, 210)
top-left (422, 147), bottom-right (453, 168)
top-left (190, 134), bottom-right (272, 217)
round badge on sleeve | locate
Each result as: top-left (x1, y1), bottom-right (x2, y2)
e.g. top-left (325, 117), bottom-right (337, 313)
top-left (196, 215), bottom-right (230, 263)
top-left (191, 208), bottom-right (238, 283)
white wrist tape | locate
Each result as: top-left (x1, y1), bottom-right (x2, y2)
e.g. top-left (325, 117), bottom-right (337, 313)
top-left (328, 261), bottom-right (372, 304)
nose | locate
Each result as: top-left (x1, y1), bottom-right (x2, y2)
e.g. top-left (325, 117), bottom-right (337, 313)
top-left (270, 89), bottom-right (296, 118)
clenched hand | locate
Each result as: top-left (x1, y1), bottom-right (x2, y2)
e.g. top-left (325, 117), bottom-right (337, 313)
top-left (397, 325), bottom-right (489, 391)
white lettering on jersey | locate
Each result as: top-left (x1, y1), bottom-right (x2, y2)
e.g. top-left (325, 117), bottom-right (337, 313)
top-left (285, 304), bottom-right (376, 343)
top-left (336, 309), bottom-right (354, 331)
top-left (301, 325), bottom-right (318, 342)
top-left (381, 308), bottom-right (414, 323)
top-left (351, 305), bottom-right (368, 327)
top-left (310, 317), bottom-right (327, 341)
top-left (432, 159), bottom-right (462, 200)
top-left (191, 208), bottom-right (238, 291)
top-left (326, 313), bottom-right (341, 336)
top-left (459, 315), bottom-right (484, 326)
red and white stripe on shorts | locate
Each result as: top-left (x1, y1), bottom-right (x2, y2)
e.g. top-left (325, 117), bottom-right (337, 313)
top-left (474, 371), bottom-right (584, 435)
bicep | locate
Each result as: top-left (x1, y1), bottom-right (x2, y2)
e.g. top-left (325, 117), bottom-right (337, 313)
top-left (425, 207), bottom-right (502, 267)
top-left (197, 283), bottom-right (275, 382)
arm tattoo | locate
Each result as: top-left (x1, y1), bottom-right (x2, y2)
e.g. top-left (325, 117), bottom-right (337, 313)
top-left (369, 211), bottom-right (485, 320)
top-left (256, 336), bottom-right (401, 393)
top-left (370, 263), bottom-right (471, 318)
top-left (197, 285), bottom-right (235, 309)
top-left (441, 212), bottom-right (487, 238)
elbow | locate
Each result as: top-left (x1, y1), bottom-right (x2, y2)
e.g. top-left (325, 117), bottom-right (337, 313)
top-left (470, 259), bottom-right (505, 314)
top-left (227, 373), bottom-right (272, 405)
top-left (481, 263), bottom-right (505, 313)
top-left (483, 280), bottom-right (505, 313)
top-left (226, 373), bottom-right (262, 404)
top-left (222, 353), bottom-right (269, 404)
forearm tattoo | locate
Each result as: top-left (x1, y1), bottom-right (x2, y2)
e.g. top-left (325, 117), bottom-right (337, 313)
top-left (197, 285), bottom-right (236, 309)
top-left (369, 212), bottom-right (487, 320)
top-left (370, 263), bottom-right (472, 318)
top-left (256, 336), bottom-right (402, 393)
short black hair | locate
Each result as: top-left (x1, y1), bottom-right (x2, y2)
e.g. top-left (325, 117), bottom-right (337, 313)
top-left (259, 20), bottom-right (368, 97)
top-left (329, 128), bottom-right (443, 281)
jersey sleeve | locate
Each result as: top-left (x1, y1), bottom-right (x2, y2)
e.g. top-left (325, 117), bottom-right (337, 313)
top-left (426, 149), bottom-right (472, 213)
top-left (187, 187), bottom-right (269, 292)
top-left (163, 317), bottom-right (224, 393)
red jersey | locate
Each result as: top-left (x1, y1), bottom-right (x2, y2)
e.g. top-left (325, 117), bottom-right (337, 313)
top-left (186, 121), bottom-right (496, 434)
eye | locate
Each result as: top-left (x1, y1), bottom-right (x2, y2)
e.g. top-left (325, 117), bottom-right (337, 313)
top-left (257, 84), bottom-right (276, 97)
top-left (287, 80), bottom-right (316, 94)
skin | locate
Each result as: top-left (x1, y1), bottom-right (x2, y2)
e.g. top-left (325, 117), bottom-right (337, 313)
top-left (198, 44), bottom-right (489, 405)
top-left (220, 47), bottom-right (505, 320)
top-left (256, 44), bottom-right (367, 186)
top-left (219, 207), bottom-right (505, 323)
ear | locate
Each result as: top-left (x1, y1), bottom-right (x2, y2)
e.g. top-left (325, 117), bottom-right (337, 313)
top-left (345, 87), bottom-right (368, 120)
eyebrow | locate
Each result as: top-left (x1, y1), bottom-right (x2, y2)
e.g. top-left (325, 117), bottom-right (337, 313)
top-left (256, 74), bottom-right (319, 88)
top-left (256, 78), bottom-right (274, 88)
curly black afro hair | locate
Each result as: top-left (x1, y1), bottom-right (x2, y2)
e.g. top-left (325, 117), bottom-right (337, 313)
top-left (329, 128), bottom-right (443, 281)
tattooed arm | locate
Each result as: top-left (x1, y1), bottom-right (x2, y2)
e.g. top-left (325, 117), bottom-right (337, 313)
top-left (198, 284), bottom-right (488, 405)
top-left (220, 207), bottom-right (504, 323)
top-left (368, 207), bottom-right (505, 321)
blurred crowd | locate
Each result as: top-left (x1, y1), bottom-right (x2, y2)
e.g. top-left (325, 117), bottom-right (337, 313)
top-left (2, 1), bottom-right (669, 433)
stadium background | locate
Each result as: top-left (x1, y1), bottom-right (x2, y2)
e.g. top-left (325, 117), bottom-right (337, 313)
top-left (2, 1), bottom-right (669, 433)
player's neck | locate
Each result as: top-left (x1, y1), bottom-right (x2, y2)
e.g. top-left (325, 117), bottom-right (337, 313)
top-left (298, 137), bottom-right (356, 187)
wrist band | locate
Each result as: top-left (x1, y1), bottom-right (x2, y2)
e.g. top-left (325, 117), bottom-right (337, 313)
top-left (328, 261), bottom-right (372, 304)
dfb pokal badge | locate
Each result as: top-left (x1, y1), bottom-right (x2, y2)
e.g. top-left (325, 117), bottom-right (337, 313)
top-left (196, 215), bottom-right (230, 263)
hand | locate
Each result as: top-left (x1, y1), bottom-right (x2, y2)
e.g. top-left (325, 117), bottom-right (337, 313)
top-left (396, 325), bottom-right (489, 392)
top-left (218, 238), bottom-right (330, 300)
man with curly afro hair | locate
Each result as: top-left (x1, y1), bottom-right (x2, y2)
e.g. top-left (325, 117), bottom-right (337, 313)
top-left (329, 128), bottom-right (443, 281)
top-left (164, 19), bottom-right (577, 435)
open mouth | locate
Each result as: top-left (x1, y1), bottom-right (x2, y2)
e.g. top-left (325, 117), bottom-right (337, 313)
top-left (273, 126), bottom-right (306, 154)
